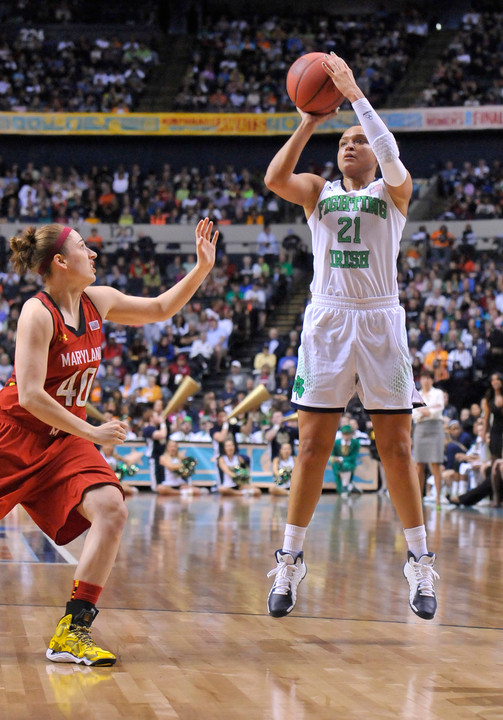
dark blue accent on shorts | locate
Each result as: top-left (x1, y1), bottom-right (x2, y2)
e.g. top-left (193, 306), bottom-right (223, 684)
top-left (291, 402), bottom-right (345, 414)
top-left (365, 408), bottom-right (413, 415)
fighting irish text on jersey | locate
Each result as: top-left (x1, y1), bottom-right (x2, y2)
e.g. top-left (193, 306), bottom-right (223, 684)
top-left (307, 178), bottom-right (406, 299)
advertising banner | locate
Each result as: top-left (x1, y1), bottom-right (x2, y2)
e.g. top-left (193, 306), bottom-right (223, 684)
top-left (1, 107), bottom-right (502, 136)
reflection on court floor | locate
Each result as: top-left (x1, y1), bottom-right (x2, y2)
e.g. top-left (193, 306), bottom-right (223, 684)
top-left (0, 524), bottom-right (77, 564)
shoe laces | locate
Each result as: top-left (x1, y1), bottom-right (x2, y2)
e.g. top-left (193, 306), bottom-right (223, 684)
top-left (267, 557), bottom-right (296, 595)
top-left (411, 559), bottom-right (440, 598)
top-left (70, 623), bottom-right (97, 649)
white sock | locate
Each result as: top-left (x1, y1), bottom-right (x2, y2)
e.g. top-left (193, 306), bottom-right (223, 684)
top-left (282, 524), bottom-right (307, 557)
top-left (341, 471), bottom-right (351, 487)
top-left (403, 525), bottom-right (428, 560)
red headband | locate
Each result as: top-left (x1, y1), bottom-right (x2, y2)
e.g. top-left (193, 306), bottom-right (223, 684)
top-left (38, 226), bottom-right (72, 276)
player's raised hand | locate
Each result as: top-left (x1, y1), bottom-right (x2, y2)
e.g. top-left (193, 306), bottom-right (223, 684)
top-left (195, 217), bottom-right (218, 273)
top-left (296, 106), bottom-right (338, 126)
top-left (322, 52), bottom-right (363, 103)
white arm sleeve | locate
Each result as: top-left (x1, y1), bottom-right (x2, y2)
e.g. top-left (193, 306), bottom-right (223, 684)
top-left (352, 97), bottom-right (408, 186)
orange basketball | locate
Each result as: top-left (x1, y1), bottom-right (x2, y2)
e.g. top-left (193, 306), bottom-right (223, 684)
top-left (286, 52), bottom-right (345, 115)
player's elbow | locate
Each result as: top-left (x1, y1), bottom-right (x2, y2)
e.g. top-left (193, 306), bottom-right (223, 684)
top-left (264, 168), bottom-right (283, 192)
top-left (17, 387), bottom-right (41, 412)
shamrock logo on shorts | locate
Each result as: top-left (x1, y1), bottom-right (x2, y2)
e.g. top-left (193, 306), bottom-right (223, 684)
top-left (293, 375), bottom-right (305, 398)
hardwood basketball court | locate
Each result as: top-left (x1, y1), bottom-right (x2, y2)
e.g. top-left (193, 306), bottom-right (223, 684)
top-left (2, 491), bottom-right (503, 720)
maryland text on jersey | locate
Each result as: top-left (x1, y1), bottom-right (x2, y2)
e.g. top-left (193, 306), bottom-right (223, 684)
top-left (61, 347), bottom-right (102, 367)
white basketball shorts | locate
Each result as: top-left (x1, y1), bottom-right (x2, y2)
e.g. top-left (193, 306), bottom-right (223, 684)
top-left (291, 294), bottom-right (419, 413)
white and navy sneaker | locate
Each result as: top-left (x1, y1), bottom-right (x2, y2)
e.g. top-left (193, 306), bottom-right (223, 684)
top-left (403, 551), bottom-right (439, 620)
top-left (267, 550), bottom-right (307, 617)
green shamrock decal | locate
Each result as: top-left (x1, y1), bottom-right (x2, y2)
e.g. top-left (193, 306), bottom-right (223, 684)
top-left (293, 375), bottom-right (305, 398)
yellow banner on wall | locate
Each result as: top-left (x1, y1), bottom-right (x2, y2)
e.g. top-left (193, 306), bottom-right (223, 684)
top-left (0, 111), bottom-right (352, 135)
top-left (0, 107), bottom-right (501, 135)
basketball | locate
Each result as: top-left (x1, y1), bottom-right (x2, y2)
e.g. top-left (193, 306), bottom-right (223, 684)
top-left (286, 52), bottom-right (345, 115)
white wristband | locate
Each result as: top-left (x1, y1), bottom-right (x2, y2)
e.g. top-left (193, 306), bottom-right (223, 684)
top-left (352, 98), bottom-right (407, 186)
top-left (352, 98), bottom-right (389, 144)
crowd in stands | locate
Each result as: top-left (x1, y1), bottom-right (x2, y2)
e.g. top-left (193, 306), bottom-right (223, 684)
top-left (418, 8), bottom-right (503, 108)
top-left (0, 14), bottom-right (159, 112)
top-left (0, 3), bottom-right (499, 114)
top-left (0, 192), bottom-right (503, 448)
top-left (173, 9), bottom-right (430, 113)
top-left (435, 157), bottom-right (503, 221)
top-left (1, 159), bottom-right (503, 502)
top-left (3, 154), bottom-right (502, 229)
top-left (0, 158), bottom-right (298, 226)
top-left (0, 0), bottom-right (159, 26)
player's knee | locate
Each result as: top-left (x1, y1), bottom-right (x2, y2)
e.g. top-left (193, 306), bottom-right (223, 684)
top-left (92, 491), bottom-right (128, 534)
top-left (107, 498), bottom-right (128, 528)
top-left (298, 434), bottom-right (333, 463)
top-left (379, 435), bottom-right (410, 465)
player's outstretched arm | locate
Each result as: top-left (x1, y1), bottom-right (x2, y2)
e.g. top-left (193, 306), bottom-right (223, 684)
top-left (87, 217), bottom-right (218, 325)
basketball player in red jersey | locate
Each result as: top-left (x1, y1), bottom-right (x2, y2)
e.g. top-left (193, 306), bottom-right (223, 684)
top-left (0, 218), bottom-right (218, 666)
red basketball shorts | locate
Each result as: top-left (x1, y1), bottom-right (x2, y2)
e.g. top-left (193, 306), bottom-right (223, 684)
top-left (0, 417), bottom-right (124, 545)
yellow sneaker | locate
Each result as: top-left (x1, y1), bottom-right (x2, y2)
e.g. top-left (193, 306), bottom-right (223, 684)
top-left (46, 609), bottom-right (116, 666)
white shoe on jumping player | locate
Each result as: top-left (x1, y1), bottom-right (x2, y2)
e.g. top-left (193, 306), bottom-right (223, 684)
top-left (267, 550), bottom-right (307, 618)
top-left (403, 552), bottom-right (439, 620)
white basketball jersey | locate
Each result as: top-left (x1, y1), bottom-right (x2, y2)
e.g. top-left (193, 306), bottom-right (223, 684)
top-left (307, 179), bottom-right (406, 299)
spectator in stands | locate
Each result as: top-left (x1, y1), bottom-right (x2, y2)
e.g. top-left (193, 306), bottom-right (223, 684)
top-left (253, 342), bottom-right (277, 374)
top-left (169, 416), bottom-right (198, 442)
top-left (481, 372), bottom-right (503, 461)
top-left (226, 360), bottom-right (251, 393)
top-left (244, 279), bottom-right (267, 335)
top-left (0, 352), bottom-right (13, 385)
top-left (153, 334), bottom-right (176, 364)
top-left (430, 224), bottom-right (455, 264)
top-left (458, 223), bottom-right (478, 258)
top-left (254, 363), bottom-right (276, 393)
top-left (188, 329), bottom-right (213, 378)
top-left (256, 223), bottom-right (279, 262)
top-left (142, 404), bottom-right (168, 491)
top-left (100, 364), bottom-right (122, 403)
top-left (203, 316), bottom-right (227, 372)
top-left (130, 361), bottom-right (150, 394)
top-left (264, 409), bottom-right (299, 460)
top-left (87, 227), bottom-right (103, 252)
top-left (271, 371), bottom-right (294, 407)
top-left (442, 419), bottom-right (472, 499)
top-left (412, 369), bottom-right (445, 506)
top-left (218, 378), bottom-right (237, 410)
top-left (447, 418), bottom-right (492, 507)
top-left (447, 340), bottom-right (473, 384)
top-left (424, 338), bottom-right (450, 385)
top-left (168, 353), bottom-right (191, 391)
top-left (97, 182), bottom-right (119, 222)
top-left (139, 373), bottom-right (163, 405)
top-left (423, 285), bottom-right (448, 311)
top-left (277, 346), bottom-right (298, 375)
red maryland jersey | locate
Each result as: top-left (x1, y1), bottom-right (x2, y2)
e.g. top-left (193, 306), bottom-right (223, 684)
top-left (0, 291), bottom-right (103, 436)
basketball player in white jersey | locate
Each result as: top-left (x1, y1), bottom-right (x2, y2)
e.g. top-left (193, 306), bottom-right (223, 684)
top-left (265, 53), bottom-right (438, 621)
